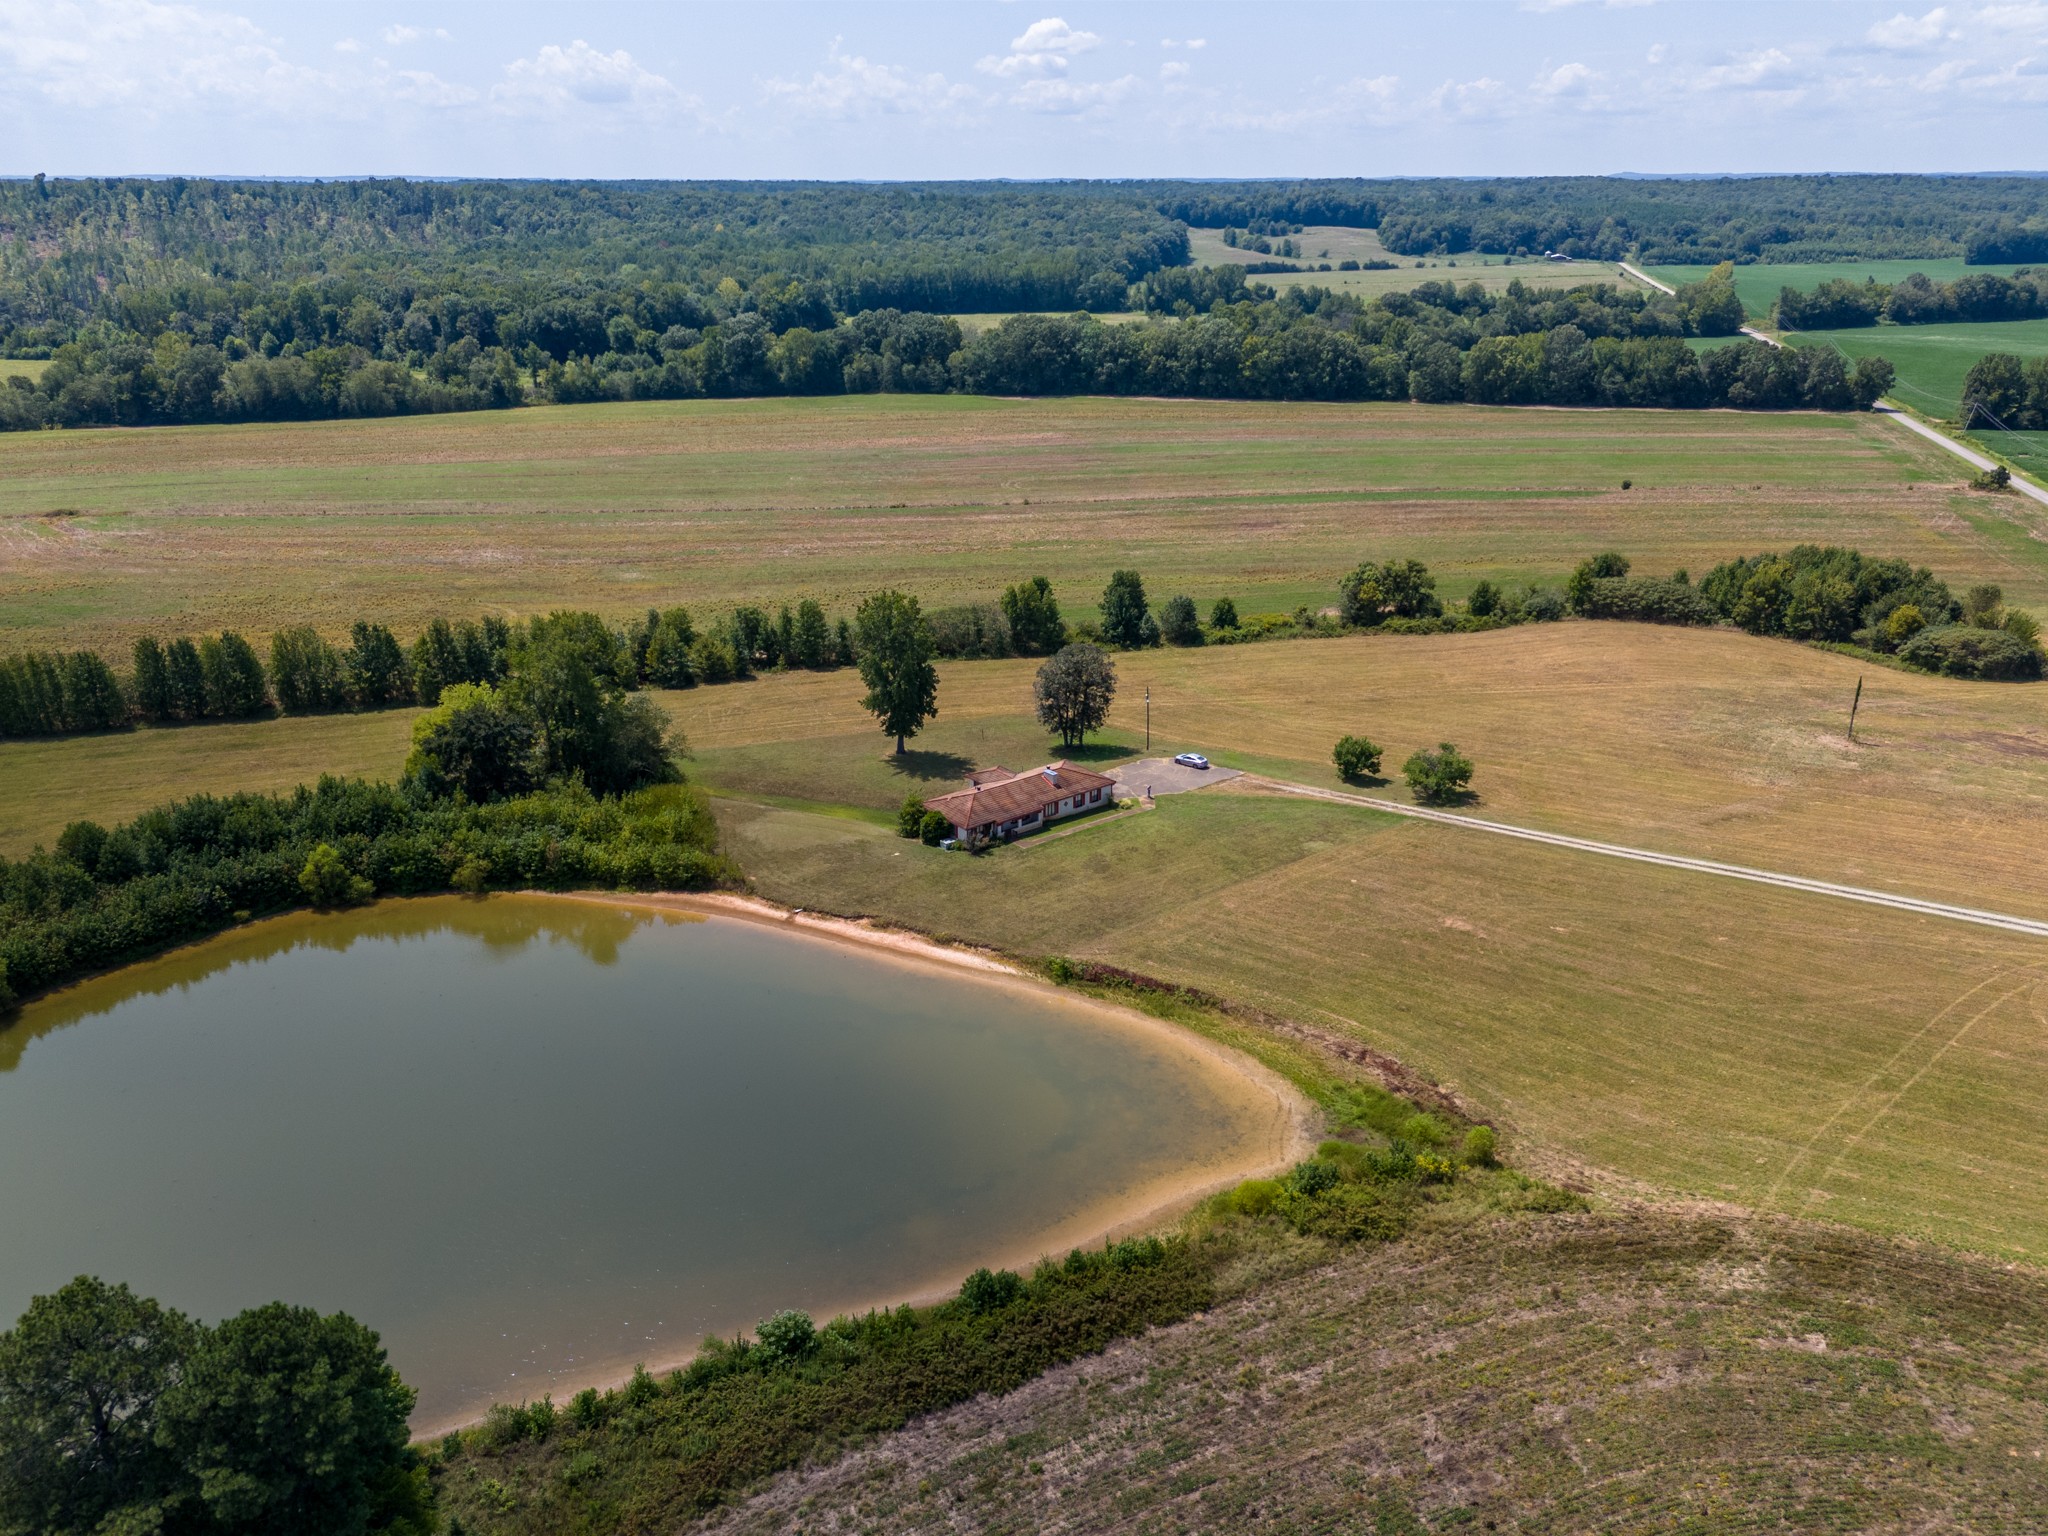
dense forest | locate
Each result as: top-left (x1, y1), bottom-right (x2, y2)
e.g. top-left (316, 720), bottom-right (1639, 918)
top-left (0, 174), bottom-right (2002, 430)
top-left (0, 268), bottom-right (1885, 432)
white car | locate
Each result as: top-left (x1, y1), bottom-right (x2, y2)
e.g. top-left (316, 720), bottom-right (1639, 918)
top-left (1172, 753), bottom-right (1210, 769)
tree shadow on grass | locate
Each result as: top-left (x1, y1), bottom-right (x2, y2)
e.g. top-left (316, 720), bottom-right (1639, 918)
top-left (1054, 739), bottom-right (1143, 764)
top-left (886, 749), bottom-right (976, 784)
top-left (1338, 773), bottom-right (1391, 791)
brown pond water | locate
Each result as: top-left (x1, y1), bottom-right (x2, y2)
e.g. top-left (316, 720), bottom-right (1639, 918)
top-left (0, 895), bottom-right (1294, 1427)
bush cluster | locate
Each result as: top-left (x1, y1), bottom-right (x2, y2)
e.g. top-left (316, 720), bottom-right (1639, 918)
top-left (438, 1234), bottom-right (1207, 1526)
top-left (0, 779), bottom-right (730, 1007)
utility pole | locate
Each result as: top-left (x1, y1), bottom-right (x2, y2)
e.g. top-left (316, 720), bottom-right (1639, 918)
top-left (1144, 687), bottom-right (1151, 753)
top-left (1847, 675), bottom-right (1863, 741)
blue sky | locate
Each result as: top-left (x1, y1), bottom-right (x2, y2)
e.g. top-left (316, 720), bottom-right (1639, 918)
top-left (0, 1), bottom-right (2043, 179)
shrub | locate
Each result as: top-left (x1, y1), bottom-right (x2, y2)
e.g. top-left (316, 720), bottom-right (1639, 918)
top-left (919, 809), bottom-right (953, 846)
top-left (1223, 1177), bottom-right (1280, 1217)
top-left (1519, 587), bottom-right (1568, 622)
top-left (298, 843), bottom-right (372, 907)
top-left (1209, 596), bottom-right (1239, 630)
top-left (1572, 576), bottom-right (1719, 626)
top-left (1462, 1125), bottom-right (1498, 1166)
top-left (1158, 594), bottom-right (1203, 646)
top-left (1898, 624), bottom-right (2045, 680)
top-left (1286, 1158), bottom-right (1339, 1196)
top-left (959, 1268), bottom-right (1024, 1316)
top-left (1467, 579), bottom-right (1500, 617)
top-left (1045, 955), bottom-right (1078, 984)
top-left (1566, 551), bottom-right (1631, 613)
top-left (1332, 734), bottom-right (1383, 781)
top-left (1971, 464), bottom-right (2012, 491)
top-left (1881, 603), bottom-right (1927, 647)
top-left (1403, 742), bottom-right (1476, 804)
top-left (754, 1310), bottom-right (818, 1364)
top-left (897, 794), bottom-right (928, 838)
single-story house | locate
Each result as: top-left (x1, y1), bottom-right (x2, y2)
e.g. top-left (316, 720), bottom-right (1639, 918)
top-left (923, 762), bottom-right (1119, 848)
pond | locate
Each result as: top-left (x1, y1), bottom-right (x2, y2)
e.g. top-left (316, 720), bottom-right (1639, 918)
top-left (0, 895), bottom-right (1298, 1428)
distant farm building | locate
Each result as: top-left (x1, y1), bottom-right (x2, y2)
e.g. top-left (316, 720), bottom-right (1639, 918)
top-left (923, 763), bottom-right (1117, 848)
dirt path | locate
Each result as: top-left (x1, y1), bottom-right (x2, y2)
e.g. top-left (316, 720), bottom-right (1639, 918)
top-left (1236, 775), bottom-right (2048, 938)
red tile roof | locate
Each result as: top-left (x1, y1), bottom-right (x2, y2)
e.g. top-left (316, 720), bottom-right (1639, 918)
top-left (924, 762), bottom-right (1118, 831)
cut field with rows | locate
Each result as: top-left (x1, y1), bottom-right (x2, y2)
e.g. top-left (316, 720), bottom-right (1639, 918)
top-left (709, 1209), bottom-right (2048, 1533)
top-left (1788, 318), bottom-right (2048, 420)
top-left (1649, 258), bottom-right (2036, 320)
top-left (0, 393), bottom-right (2023, 653)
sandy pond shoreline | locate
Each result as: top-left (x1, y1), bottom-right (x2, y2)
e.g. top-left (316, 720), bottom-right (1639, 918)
top-left (410, 889), bottom-right (1319, 1438)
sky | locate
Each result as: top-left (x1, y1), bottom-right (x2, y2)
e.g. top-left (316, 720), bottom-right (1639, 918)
top-left (0, 0), bottom-right (2044, 180)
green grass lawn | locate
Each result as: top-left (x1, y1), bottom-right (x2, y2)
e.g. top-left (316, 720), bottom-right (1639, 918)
top-left (0, 394), bottom-right (1984, 653)
top-left (1786, 317), bottom-right (2048, 419)
top-left (0, 359), bottom-right (49, 382)
top-left (1648, 259), bottom-right (2036, 320)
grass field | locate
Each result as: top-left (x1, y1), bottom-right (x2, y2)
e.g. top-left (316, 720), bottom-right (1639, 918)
top-left (1788, 318), bottom-right (2048, 420)
top-left (0, 359), bottom-right (49, 382)
top-left (1648, 258), bottom-right (2036, 320)
top-left (565, 622), bottom-right (2048, 1262)
top-left (1188, 224), bottom-right (1620, 298)
top-left (948, 310), bottom-right (1149, 335)
top-left (0, 393), bottom-right (2024, 654)
top-left (712, 1208), bottom-right (2048, 1532)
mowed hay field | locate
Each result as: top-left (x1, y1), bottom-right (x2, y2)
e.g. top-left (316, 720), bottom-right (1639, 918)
top-left (4, 393), bottom-right (2041, 653)
top-left (1187, 224), bottom-right (1620, 298)
top-left (1788, 317), bottom-right (2048, 420)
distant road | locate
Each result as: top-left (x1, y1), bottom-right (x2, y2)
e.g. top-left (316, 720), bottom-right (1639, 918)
top-left (1241, 775), bottom-right (2048, 939)
top-left (1874, 404), bottom-right (2048, 508)
top-left (1619, 261), bottom-right (2046, 502)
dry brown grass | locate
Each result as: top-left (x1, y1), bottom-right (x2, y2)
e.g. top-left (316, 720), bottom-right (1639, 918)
top-left (3, 393), bottom-right (2038, 654)
top-left (672, 623), bottom-right (2048, 921)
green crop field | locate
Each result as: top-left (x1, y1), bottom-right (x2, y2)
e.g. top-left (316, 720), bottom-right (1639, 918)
top-left (1786, 318), bottom-right (2048, 421)
top-left (0, 393), bottom-right (2029, 655)
top-left (1188, 224), bottom-right (1620, 297)
top-left (1647, 258), bottom-right (2036, 320)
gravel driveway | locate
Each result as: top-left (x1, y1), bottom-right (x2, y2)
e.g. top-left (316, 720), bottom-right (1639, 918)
top-left (1107, 756), bottom-right (1244, 797)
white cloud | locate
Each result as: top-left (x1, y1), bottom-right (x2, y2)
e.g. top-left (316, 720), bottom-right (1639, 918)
top-left (1160, 60), bottom-right (1190, 80)
top-left (1866, 8), bottom-right (1951, 48)
top-left (381, 24), bottom-right (450, 46)
top-left (0, 0), bottom-right (323, 111)
top-left (1013, 73), bottom-right (1137, 114)
top-left (1975, 2), bottom-right (2048, 34)
top-left (1010, 18), bottom-right (1101, 55)
top-left (334, 36), bottom-right (362, 54)
top-left (1431, 75), bottom-right (1509, 116)
top-left (492, 39), bottom-right (688, 118)
top-left (1537, 61), bottom-right (1597, 94)
top-left (764, 44), bottom-right (977, 117)
top-left (1693, 47), bottom-right (1797, 89)
top-left (1160, 37), bottom-right (1206, 49)
top-left (388, 68), bottom-right (475, 108)
top-left (976, 50), bottom-right (1067, 77)
top-left (980, 16), bottom-right (1101, 77)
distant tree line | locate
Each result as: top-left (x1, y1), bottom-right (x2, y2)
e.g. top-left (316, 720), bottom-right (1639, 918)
top-left (1552, 545), bottom-right (2043, 680)
top-left (0, 600), bottom-right (860, 742)
top-left (1774, 268), bottom-right (2048, 330)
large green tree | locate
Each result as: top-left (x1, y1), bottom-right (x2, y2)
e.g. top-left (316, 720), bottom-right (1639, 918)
top-left (854, 590), bottom-right (940, 754)
top-left (402, 682), bottom-right (539, 802)
top-left (1339, 559), bottom-right (1442, 626)
top-left (1099, 570), bottom-right (1154, 649)
top-left (159, 1302), bottom-right (417, 1536)
top-left (999, 576), bottom-right (1067, 655)
top-left (0, 1277), bottom-right (193, 1536)
top-left (506, 615), bottom-right (677, 794)
top-left (1034, 642), bottom-right (1117, 749)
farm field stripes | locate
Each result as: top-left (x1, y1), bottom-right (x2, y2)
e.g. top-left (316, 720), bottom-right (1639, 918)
top-left (0, 394), bottom-right (2023, 652)
top-left (1242, 774), bottom-right (2048, 936)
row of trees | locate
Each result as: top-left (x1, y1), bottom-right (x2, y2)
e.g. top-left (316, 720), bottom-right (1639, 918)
top-left (0, 599), bottom-right (867, 741)
top-left (1774, 268), bottom-right (2047, 331)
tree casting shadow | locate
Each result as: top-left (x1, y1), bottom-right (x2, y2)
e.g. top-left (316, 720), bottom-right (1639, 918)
top-left (887, 749), bottom-right (976, 783)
